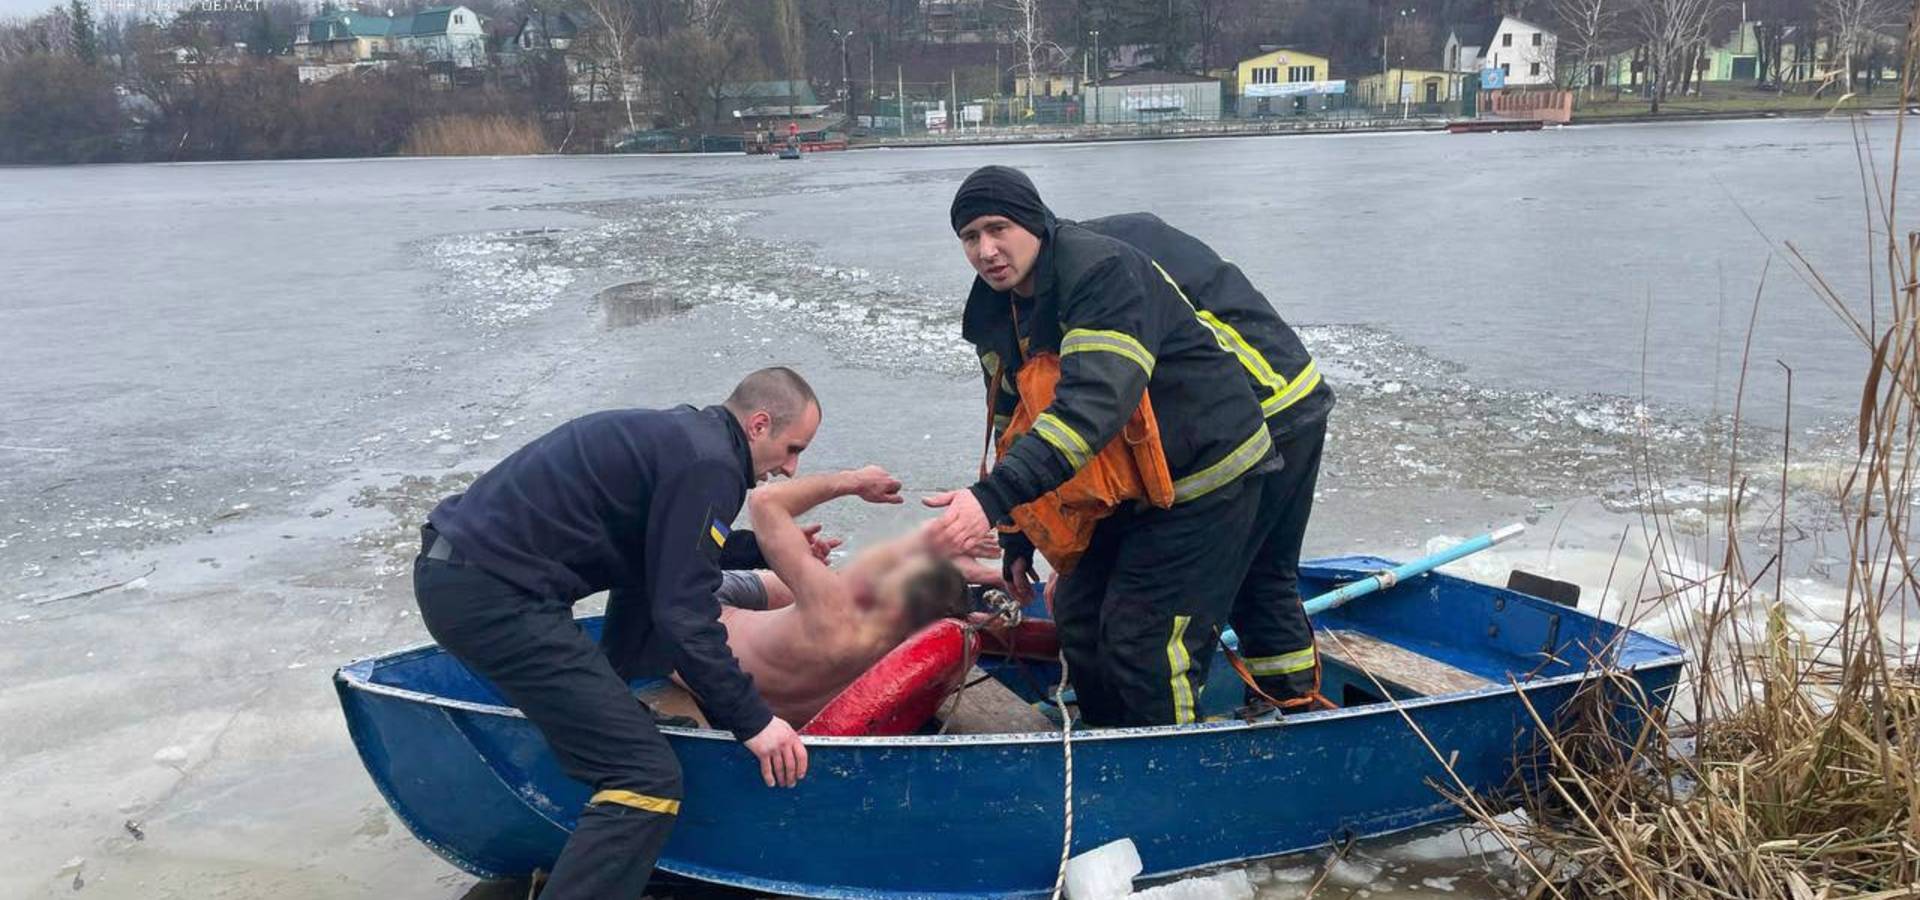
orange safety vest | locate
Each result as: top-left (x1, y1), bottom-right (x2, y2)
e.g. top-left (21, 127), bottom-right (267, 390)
top-left (982, 351), bottom-right (1175, 573)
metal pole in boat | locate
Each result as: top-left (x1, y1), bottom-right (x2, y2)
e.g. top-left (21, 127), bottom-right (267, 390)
top-left (1218, 523), bottom-right (1525, 650)
top-left (1303, 523), bottom-right (1526, 616)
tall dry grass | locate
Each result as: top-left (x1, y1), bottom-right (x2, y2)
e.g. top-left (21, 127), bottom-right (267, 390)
top-left (400, 115), bottom-right (549, 157)
top-left (1435, 7), bottom-right (1920, 897)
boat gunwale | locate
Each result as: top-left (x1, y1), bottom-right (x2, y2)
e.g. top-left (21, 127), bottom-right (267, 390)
top-left (333, 567), bottom-right (1690, 748)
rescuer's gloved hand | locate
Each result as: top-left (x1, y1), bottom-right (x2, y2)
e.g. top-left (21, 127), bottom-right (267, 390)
top-left (1000, 530), bottom-right (1037, 603)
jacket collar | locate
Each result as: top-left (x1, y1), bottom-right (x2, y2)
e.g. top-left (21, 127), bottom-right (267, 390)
top-left (709, 404), bottom-right (756, 486)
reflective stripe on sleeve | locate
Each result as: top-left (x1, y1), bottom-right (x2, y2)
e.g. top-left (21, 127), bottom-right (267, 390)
top-left (1261, 360), bottom-right (1321, 417)
top-left (1032, 412), bottom-right (1092, 469)
top-left (1061, 328), bottom-right (1156, 376)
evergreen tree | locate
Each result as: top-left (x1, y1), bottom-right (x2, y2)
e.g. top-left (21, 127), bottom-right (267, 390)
top-left (68, 0), bottom-right (97, 64)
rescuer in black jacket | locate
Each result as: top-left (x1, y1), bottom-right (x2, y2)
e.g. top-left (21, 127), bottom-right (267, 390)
top-left (926, 166), bottom-right (1275, 727)
top-left (413, 368), bottom-right (831, 900)
top-left (1075, 212), bottom-right (1334, 708)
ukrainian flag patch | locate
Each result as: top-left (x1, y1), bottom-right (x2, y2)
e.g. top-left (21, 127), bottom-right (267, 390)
top-left (708, 518), bottom-right (730, 549)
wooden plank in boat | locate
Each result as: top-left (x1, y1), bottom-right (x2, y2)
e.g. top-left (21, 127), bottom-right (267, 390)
top-left (635, 682), bottom-right (712, 728)
top-left (939, 666), bottom-right (1054, 734)
top-left (1319, 630), bottom-right (1495, 697)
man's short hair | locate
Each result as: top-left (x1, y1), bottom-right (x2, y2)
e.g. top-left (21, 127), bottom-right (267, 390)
top-left (723, 367), bottom-right (819, 432)
top-left (901, 558), bottom-right (971, 631)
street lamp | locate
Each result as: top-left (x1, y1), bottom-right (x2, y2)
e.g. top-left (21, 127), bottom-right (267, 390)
top-left (831, 28), bottom-right (855, 122)
top-left (1087, 29), bottom-right (1100, 84)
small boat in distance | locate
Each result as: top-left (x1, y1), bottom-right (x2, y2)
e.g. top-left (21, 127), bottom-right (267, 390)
top-left (335, 555), bottom-right (1685, 898)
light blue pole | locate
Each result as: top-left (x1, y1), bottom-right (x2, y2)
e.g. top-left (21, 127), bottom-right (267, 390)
top-left (1223, 523), bottom-right (1524, 649)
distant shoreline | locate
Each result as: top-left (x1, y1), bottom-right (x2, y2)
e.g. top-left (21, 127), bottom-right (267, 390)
top-left (846, 103), bottom-right (1911, 152)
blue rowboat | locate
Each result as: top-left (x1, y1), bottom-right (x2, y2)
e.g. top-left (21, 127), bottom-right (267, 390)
top-left (334, 555), bottom-right (1685, 898)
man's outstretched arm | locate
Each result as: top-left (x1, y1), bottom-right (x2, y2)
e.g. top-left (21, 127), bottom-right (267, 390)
top-left (747, 466), bottom-right (901, 612)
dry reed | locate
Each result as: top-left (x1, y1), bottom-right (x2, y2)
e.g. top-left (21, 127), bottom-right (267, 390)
top-left (400, 115), bottom-right (548, 157)
top-left (1436, 7), bottom-right (1920, 897)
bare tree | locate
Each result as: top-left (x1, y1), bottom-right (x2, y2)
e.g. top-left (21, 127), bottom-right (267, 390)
top-left (1631, 0), bottom-right (1723, 112)
top-left (578, 0), bottom-right (642, 132)
top-left (1001, 0), bottom-right (1064, 115)
top-left (1554, 0), bottom-right (1622, 94)
top-left (1818, 0), bottom-right (1901, 92)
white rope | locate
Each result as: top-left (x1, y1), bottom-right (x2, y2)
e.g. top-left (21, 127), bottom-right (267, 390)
top-left (1048, 650), bottom-right (1074, 900)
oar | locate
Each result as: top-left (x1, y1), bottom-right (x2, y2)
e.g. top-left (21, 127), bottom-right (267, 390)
top-left (1222, 523), bottom-right (1526, 648)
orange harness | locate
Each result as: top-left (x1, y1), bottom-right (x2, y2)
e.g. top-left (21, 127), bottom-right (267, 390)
top-left (981, 347), bottom-right (1175, 574)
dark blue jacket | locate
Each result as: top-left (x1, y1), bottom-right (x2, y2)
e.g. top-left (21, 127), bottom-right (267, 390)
top-left (429, 405), bottom-right (773, 739)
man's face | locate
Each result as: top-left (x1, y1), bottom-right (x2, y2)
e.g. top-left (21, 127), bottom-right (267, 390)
top-left (744, 401), bottom-right (820, 482)
top-left (959, 215), bottom-right (1041, 295)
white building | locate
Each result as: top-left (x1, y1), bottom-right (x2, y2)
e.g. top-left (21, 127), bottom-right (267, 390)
top-left (1444, 16), bottom-right (1557, 90)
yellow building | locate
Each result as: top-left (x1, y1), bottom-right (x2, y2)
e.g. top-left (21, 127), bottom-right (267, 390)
top-left (1355, 68), bottom-right (1452, 106)
top-left (1234, 48), bottom-right (1332, 96)
top-left (1014, 72), bottom-right (1083, 99)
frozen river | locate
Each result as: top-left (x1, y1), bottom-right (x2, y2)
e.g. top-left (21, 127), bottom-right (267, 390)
top-left (0, 118), bottom-right (1906, 898)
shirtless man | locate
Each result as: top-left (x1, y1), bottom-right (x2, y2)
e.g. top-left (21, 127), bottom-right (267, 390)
top-left (668, 466), bottom-right (981, 725)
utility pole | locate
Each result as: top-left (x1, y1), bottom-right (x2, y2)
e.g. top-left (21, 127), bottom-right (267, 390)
top-left (832, 28), bottom-right (855, 122)
top-left (1089, 29), bottom-right (1100, 83)
top-left (868, 37), bottom-right (876, 125)
top-left (898, 65), bottom-right (906, 137)
top-left (951, 69), bottom-right (958, 133)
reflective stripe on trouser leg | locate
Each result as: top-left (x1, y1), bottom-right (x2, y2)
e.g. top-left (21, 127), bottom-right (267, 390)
top-left (1229, 423), bottom-right (1326, 703)
top-left (590, 790), bottom-right (682, 815)
top-left (1166, 615), bottom-right (1197, 725)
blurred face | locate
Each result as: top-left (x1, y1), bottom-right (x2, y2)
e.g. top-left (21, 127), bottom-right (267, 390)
top-left (743, 401), bottom-right (820, 482)
top-left (958, 215), bottom-right (1041, 296)
top-left (873, 551), bottom-right (940, 631)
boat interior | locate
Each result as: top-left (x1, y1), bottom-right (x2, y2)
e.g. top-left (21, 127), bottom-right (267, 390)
top-left (355, 559), bottom-right (1676, 738)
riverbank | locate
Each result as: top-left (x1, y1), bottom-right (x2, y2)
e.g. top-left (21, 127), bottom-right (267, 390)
top-left (847, 98), bottom-right (1908, 151)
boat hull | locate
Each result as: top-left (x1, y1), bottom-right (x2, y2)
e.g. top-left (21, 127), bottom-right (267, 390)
top-left (335, 557), bottom-right (1685, 898)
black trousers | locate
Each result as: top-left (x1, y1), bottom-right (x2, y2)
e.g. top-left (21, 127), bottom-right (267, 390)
top-left (1052, 475), bottom-right (1263, 727)
top-left (1230, 421), bottom-right (1327, 704)
top-left (413, 528), bottom-right (680, 900)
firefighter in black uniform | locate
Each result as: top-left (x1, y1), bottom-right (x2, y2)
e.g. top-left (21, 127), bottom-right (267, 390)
top-left (412, 367), bottom-right (823, 899)
top-left (1076, 212), bottom-right (1335, 709)
top-left (925, 166), bottom-right (1276, 727)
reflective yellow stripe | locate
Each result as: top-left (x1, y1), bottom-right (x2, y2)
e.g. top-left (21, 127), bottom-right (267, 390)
top-left (1261, 360), bottom-right (1321, 416)
top-left (1032, 413), bottom-right (1091, 468)
top-left (1153, 259), bottom-right (1308, 416)
top-left (589, 790), bottom-right (681, 815)
top-left (1167, 615), bottom-right (1196, 725)
top-left (1061, 328), bottom-right (1155, 375)
top-left (1245, 647), bottom-right (1318, 676)
top-left (1197, 310), bottom-right (1287, 393)
top-left (1173, 425), bottom-right (1273, 503)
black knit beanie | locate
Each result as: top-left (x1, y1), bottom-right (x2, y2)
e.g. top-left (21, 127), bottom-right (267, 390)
top-left (949, 165), bottom-right (1052, 238)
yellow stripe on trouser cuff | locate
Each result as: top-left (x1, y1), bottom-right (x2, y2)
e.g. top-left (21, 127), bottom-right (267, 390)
top-left (1032, 413), bottom-right (1091, 468)
top-left (1061, 329), bottom-right (1155, 375)
top-left (1261, 360), bottom-right (1321, 416)
top-left (1167, 615), bottom-right (1196, 725)
top-left (1245, 647), bottom-right (1317, 676)
top-left (1172, 426), bottom-right (1274, 503)
top-left (589, 790), bottom-right (681, 815)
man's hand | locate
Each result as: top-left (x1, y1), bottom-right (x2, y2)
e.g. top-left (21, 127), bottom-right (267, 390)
top-left (847, 465), bottom-right (904, 505)
top-left (743, 717), bottom-right (809, 788)
top-left (799, 523), bottom-right (842, 562)
top-left (923, 489), bottom-right (992, 557)
top-left (1000, 530), bottom-right (1038, 603)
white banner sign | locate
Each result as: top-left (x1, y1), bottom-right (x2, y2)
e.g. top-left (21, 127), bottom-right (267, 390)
top-left (1120, 90), bottom-right (1188, 111)
top-left (1244, 80), bottom-right (1347, 98)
